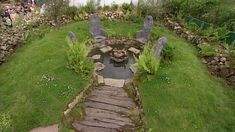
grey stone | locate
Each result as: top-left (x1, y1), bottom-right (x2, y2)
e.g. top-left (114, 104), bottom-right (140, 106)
top-left (90, 14), bottom-right (107, 43)
top-left (68, 31), bottom-right (77, 44)
top-left (95, 62), bottom-right (105, 71)
top-left (128, 47), bottom-right (140, 54)
top-left (92, 54), bottom-right (101, 60)
top-left (136, 16), bottom-right (153, 43)
top-left (154, 37), bottom-right (168, 59)
top-left (129, 63), bottom-right (138, 74)
top-left (104, 78), bottom-right (125, 88)
top-left (100, 46), bottom-right (112, 53)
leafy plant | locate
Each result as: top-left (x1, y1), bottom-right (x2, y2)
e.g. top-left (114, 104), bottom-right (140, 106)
top-left (199, 44), bottom-right (216, 57)
top-left (111, 4), bottom-right (119, 11)
top-left (83, 0), bottom-right (95, 13)
top-left (66, 38), bottom-right (94, 78)
top-left (65, 6), bottom-right (78, 20)
top-left (162, 44), bottom-right (174, 60)
top-left (0, 113), bottom-right (12, 132)
top-left (137, 45), bottom-right (160, 75)
top-left (121, 3), bottom-right (132, 12)
top-left (45, 0), bottom-right (69, 22)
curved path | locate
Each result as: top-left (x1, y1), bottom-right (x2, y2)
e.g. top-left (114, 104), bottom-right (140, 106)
top-left (72, 78), bottom-right (139, 132)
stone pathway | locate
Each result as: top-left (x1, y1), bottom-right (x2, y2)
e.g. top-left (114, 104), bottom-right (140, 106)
top-left (72, 79), bottom-right (139, 132)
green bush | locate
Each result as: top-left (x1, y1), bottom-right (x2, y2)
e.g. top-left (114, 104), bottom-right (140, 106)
top-left (138, 45), bottom-right (160, 75)
top-left (65, 6), bottom-right (78, 19)
top-left (102, 5), bottom-right (110, 11)
top-left (45, 0), bottom-right (69, 22)
top-left (111, 4), bottom-right (119, 11)
top-left (83, 0), bottom-right (95, 13)
top-left (66, 38), bottom-right (94, 78)
top-left (124, 11), bottom-right (142, 23)
top-left (0, 113), bottom-right (12, 132)
top-left (121, 3), bottom-right (132, 12)
top-left (163, 44), bottom-right (174, 60)
top-left (199, 44), bottom-right (216, 57)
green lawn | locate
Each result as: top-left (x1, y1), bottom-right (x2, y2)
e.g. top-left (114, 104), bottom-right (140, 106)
top-left (0, 22), bottom-right (91, 131)
top-left (0, 20), bottom-right (234, 132)
top-left (140, 27), bottom-right (235, 131)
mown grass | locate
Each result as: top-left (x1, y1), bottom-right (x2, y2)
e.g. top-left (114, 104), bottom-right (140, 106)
top-left (0, 21), bottom-right (91, 131)
top-left (0, 20), bottom-right (234, 132)
top-left (140, 26), bottom-right (235, 132)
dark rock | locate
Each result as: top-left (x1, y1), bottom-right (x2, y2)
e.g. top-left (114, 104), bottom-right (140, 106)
top-left (154, 37), bottom-right (168, 59)
top-left (68, 31), bottom-right (77, 44)
top-left (136, 16), bottom-right (153, 43)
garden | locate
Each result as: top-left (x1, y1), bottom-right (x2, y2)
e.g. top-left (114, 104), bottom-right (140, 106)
top-left (0, 0), bottom-right (235, 132)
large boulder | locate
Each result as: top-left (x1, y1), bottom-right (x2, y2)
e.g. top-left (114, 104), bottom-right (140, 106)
top-left (154, 37), bottom-right (168, 59)
top-left (136, 15), bottom-right (153, 43)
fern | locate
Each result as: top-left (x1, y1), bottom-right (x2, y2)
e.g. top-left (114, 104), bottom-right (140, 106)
top-left (66, 38), bottom-right (94, 78)
top-left (138, 45), bottom-right (160, 75)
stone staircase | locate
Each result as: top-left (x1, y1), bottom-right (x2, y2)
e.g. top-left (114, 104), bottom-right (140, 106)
top-left (72, 79), bottom-right (139, 132)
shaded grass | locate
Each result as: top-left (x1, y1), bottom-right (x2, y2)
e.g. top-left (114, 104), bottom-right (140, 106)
top-left (140, 26), bottom-right (235, 131)
top-left (0, 21), bottom-right (91, 131)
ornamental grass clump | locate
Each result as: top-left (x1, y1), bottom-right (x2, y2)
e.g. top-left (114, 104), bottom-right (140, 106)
top-left (66, 38), bottom-right (94, 78)
top-left (138, 45), bottom-right (160, 75)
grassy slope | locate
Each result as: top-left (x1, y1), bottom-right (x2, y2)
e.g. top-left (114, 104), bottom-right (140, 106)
top-left (0, 20), bottom-right (234, 131)
top-left (140, 26), bottom-right (235, 132)
top-left (0, 22), bottom-right (91, 131)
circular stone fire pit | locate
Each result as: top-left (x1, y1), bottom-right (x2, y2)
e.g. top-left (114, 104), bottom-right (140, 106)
top-left (110, 48), bottom-right (129, 63)
top-left (89, 38), bottom-right (143, 79)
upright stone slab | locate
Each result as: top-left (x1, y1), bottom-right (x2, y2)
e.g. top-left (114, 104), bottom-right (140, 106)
top-left (68, 31), bottom-right (77, 44)
top-left (136, 16), bottom-right (153, 43)
top-left (90, 14), bottom-right (107, 43)
top-left (154, 37), bottom-right (168, 59)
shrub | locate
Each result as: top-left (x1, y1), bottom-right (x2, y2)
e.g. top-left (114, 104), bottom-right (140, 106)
top-left (83, 0), bottom-right (95, 13)
top-left (45, 0), bottom-right (69, 22)
top-left (121, 3), bottom-right (132, 12)
top-left (111, 4), bottom-right (119, 11)
top-left (65, 6), bottom-right (78, 20)
top-left (124, 11), bottom-right (142, 23)
top-left (0, 113), bottom-right (12, 131)
top-left (163, 44), bottom-right (174, 60)
top-left (199, 44), bottom-right (216, 57)
top-left (138, 45), bottom-right (160, 75)
top-left (102, 5), bottom-right (110, 11)
top-left (66, 38), bottom-right (94, 78)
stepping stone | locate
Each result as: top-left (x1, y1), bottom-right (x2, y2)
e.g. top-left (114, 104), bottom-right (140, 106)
top-left (97, 75), bottom-right (104, 84)
top-left (104, 78), bottom-right (125, 88)
top-left (95, 62), bottom-right (105, 71)
top-left (129, 63), bottom-right (138, 74)
top-left (92, 54), bottom-right (101, 60)
top-left (128, 47), bottom-right (140, 54)
top-left (100, 46), bottom-right (112, 53)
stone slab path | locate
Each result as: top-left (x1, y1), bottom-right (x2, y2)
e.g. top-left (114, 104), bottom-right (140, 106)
top-left (72, 80), bottom-right (138, 132)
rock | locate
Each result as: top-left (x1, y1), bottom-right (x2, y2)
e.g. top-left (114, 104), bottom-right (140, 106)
top-left (220, 57), bottom-right (226, 62)
top-left (92, 54), bottom-right (101, 60)
top-left (214, 57), bottom-right (219, 62)
top-left (129, 63), bottom-right (138, 74)
top-left (211, 60), bottom-right (217, 65)
top-left (68, 31), bottom-right (77, 44)
top-left (104, 78), bottom-right (125, 88)
top-left (128, 47), bottom-right (140, 54)
top-left (97, 75), bottom-right (104, 84)
top-left (154, 37), bottom-right (168, 59)
top-left (201, 58), bottom-right (207, 64)
top-left (136, 16), bottom-right (153, 43)
top-left (100, 46), bottom-right (112, 53)
top-left (95, 62), bottom-right (105, 71)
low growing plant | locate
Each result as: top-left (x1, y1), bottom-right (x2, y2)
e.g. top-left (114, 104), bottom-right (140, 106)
top-left (199, 44), bottom-right (216, 57)
top-left (0, 113), bottom-right (12, 132)
top-left (66, 38), bottom-right (94, 78)
top-left (137, 45), bottom-right (160, 75)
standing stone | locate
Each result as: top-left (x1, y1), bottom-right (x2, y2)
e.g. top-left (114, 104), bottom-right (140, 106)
top-left (68, 31), bottom-right (77, 44)
top-left (154, 37), bottom-right (168, 59)
top-left (89, 14), bottom-right (107, 43)
top-left (136, 16), bottom-right (153, 43)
